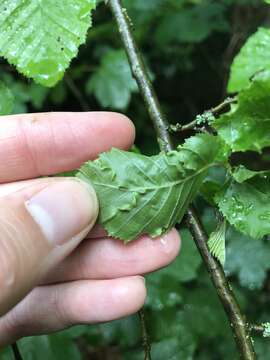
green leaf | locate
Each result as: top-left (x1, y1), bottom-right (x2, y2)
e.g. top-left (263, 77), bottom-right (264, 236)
top-left (16, 333), bottom-right (81, 360)
top-left (214, 71), bottom-right (270, 153)
top-left (77, 134), bottom-right (226, 241)
top-left (0, 0), bottom-right (96, 87)
top-left (228, 28), bottom-right (270, 92)
top-left (146, 269), bottom-right (183, 311)
top-left (216, 174), bottom-right (270, 239)
top-left (200, 166), bottom-right (227, 205)
top-left (28, 83), bottom-right (49, 109)
top-left (147, 309), bottom-right (196, 360)
top-left (150, 337), bottom-right (195, 360)
top-left (155, 3), bottom-right (228, 45)
top-left (208, 221), bottom-right (226, 266)
top-left (231, 165), bottom-right (262, 183)
top-left (85, 316), bottom-right (141, 349)
top-left (86, 49), bottom-right (137, 109)
top-left (0, 81), bottom-right (14, 115)
top-left (225, 227), bottom-right (270, 290)
top-left (0, 72), bottom-right (30, 113)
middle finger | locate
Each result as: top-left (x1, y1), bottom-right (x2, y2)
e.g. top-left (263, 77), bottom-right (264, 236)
top-left (45, 229), bottom-right (181, 283)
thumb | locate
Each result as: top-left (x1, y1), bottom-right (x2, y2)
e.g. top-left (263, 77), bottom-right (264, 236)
top-left (0, 178), bottom-right (98, 316)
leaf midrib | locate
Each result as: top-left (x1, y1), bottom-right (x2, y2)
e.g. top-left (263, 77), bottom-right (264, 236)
top-left (81, 163), bottom-right (215, 193)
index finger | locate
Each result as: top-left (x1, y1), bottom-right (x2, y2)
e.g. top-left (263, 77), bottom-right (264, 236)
top-left (0, 112), bottom-right (135, 183)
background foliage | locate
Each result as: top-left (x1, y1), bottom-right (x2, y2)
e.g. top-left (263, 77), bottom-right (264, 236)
top-left (2, 0), bottom-right (270, 358)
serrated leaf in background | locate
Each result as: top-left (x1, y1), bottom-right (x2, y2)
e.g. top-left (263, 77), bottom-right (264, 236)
top-left (0, 0), bottom-right (96, 87)
top-left (228, 27), bottom-right (270, 92)
top-left (0, 81), bottom-right (14, 115)
top-left (78, 134), bottom-right (226, 241)
top-left (216, 174), bottom-right (270, 239)
top-left (86, 49), bottom-right (138, 109)
top-left (225, 228), bottom-right (270, 290)
top-left (208, 221), bottom-right (226, 266)
top-left (214, 71), bottom-right (270, 153)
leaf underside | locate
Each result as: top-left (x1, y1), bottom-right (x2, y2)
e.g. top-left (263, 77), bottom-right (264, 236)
top-left (0, 0), bottom-right (96, 87)
top-left (77, 134), bottom-right (226, 241)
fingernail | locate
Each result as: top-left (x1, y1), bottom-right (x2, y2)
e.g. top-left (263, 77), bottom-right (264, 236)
top-left (25, 179), bottom-right (98, 246)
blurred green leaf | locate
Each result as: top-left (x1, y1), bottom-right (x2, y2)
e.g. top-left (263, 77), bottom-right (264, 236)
top-left (225, 228), bottom-right (270, 289)
top-left (0, 81), bottom-right (14, 115)
top-left (155, 3), bottom-right (228, 45)
top-left (15, 333), bottom-right (81, 360)
top-left (85, 316), bottom-right (140, 348)
top-left (86, 49), bottom-right (137, 109)
top-left (29, 83), bottom-right (49, 109)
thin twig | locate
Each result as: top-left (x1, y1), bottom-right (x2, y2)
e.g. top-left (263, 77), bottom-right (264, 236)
top-left (12, 343), bottom-right (23, 360)
top-left (108, 1), bottom-right (256, 359)
top-left (65, 74), bottom-right (90, 111)
top-left (170, 96), bottom-right (237, 133)
top-left (138, 310), bottom-right (152, 360)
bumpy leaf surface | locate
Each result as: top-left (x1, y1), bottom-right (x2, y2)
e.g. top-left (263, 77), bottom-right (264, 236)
top-left (214, 71), bottom-right (270, 153)
top-left (216, 174), bottom-right (270, 239)
top-left (78, 134), bottom-right (226, 241)
top-left (0, 0), bottom-right (96, 87)
top-left (228, 28), bottom-right (270, 92)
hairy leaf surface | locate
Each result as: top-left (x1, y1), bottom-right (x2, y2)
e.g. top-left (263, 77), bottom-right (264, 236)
top-left (214, 71), bottom-right (270, 153)
top-left (78, 134), bottom-right (227, 241)
top-left (0, 0), bottom-right (96, 86)
top-left (228, 27), bottom-right (270, 92)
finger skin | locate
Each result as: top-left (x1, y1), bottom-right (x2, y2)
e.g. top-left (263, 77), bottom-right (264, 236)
top-left (0, 277), bottom-right (146, 346)
top-left (0, 112), bottom-right (135, 182)
top-left (45, 229), bottom-right (181, 283)
top-left (0, 179), bottom-right (98, 316)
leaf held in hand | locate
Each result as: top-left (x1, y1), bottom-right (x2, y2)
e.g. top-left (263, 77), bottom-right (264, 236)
top-left (77, 134), bottom-right (227, 241)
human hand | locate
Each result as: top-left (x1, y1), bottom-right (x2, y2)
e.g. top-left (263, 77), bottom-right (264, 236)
top-left (0, 112), bottom-right (180, 346)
